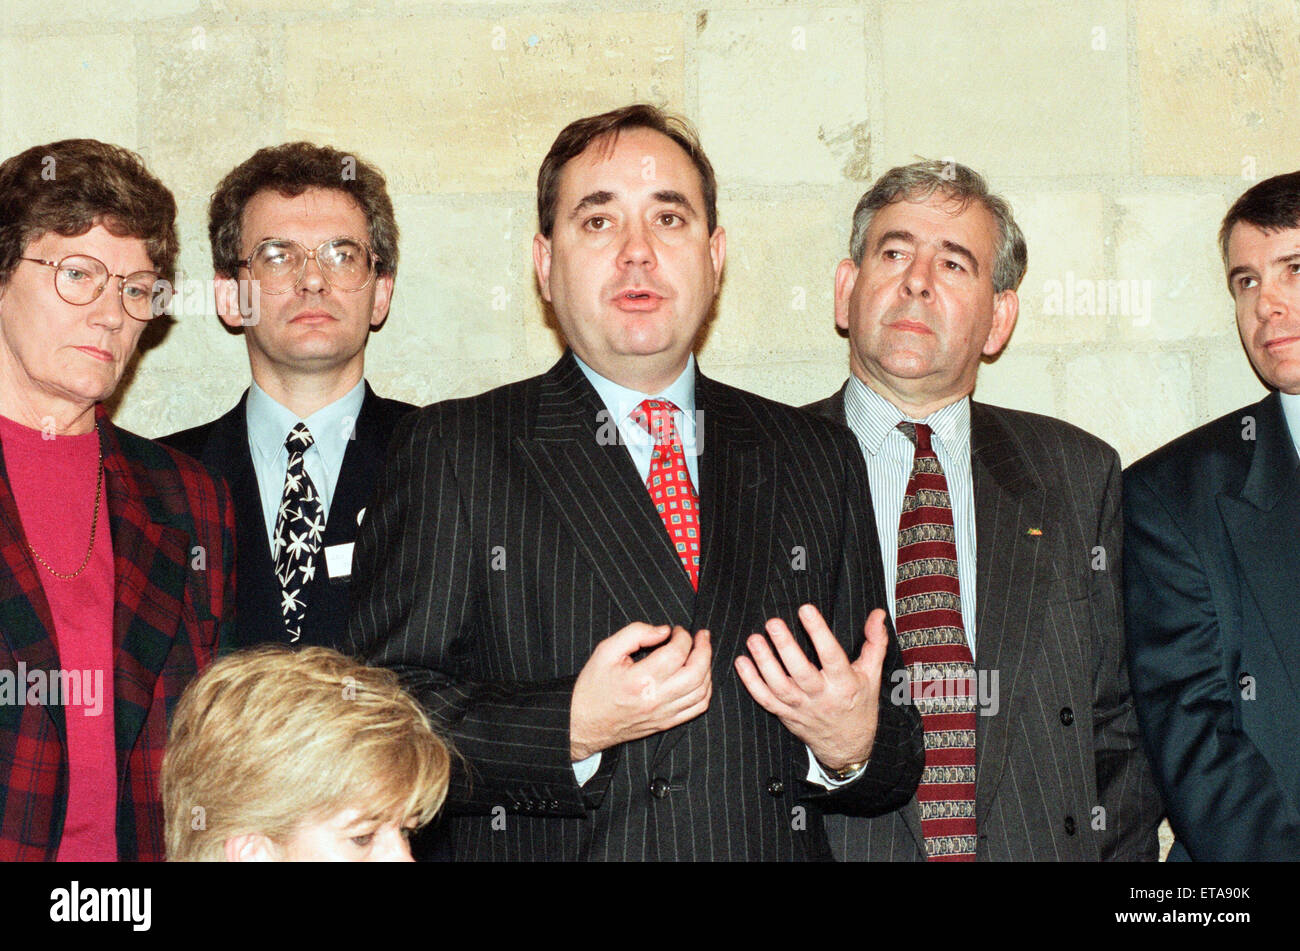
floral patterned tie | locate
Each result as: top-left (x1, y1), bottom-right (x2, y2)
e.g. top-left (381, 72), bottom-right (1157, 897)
top-left (272, 423), bottom-right (326, 644)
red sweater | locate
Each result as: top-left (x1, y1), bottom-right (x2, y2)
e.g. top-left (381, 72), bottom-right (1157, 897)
top-left (0, 415), bottom-right (116, 861)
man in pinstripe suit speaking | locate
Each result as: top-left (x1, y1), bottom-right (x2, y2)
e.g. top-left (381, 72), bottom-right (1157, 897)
top-left (345, 105), bottom-right (924, 861)
top-left (808, 160), bottom-right (1162, 860)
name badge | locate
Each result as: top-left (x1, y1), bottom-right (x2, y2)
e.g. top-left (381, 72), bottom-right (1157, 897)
top-left (325, 542), bottom-right (355, 580)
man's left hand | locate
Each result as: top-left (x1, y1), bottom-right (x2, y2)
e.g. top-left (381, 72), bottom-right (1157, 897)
top-left (734, 604), bottom-right (886, 773)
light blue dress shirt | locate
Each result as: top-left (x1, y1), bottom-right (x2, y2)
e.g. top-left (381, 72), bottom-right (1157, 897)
top-left (246, 379), bottom-right (367, 547)
top-left (573, 352), bottom-right (700, 487)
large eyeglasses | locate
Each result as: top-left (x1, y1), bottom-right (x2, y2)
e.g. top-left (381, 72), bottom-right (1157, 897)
top-left (20, 254), bottom-right (168, 322)
top-left (238, 238), bottom-right (379, 295)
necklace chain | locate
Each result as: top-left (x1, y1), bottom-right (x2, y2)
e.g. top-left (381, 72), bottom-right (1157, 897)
top-left (27, 426), bottom-right (104, 581)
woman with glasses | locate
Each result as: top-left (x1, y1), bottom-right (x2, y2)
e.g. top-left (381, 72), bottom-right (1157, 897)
top-left (0, 139), bottom-right (235, 861)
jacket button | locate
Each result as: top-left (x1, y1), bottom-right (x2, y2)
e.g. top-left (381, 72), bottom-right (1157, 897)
top-left (1059, 707), bottom-right (1074, 726)
top-left (649, 778), bottom-right (670, 799)
top-left (1064, 815), bottom-right (1076, 836)
top-left (766, 777), bottom-right (785, 797)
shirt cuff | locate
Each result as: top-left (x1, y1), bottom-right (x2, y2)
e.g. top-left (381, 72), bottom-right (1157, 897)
top-left (805, 746), bottom-right (867, 788)
top-left (573, 751), bottom-right (602, 786)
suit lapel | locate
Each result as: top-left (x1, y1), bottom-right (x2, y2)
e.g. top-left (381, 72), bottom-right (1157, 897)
top-left (515, 355), bottom-right (696, 628)
top-left (691, 373), bottom-right (772, 636)
top-left (649, 372), bottom-right (776, 766)
top-left (969, 402), bottom-right (1045, 829)
top-left (826, 386), bottom-right (927, 853)
top-left (211, 395), bottom-right (274, 573)
top-left (324, 383), bottom-right (389, 548)
top-left (1219, 392), bottom-right (1300, 697)
top-left (0, 437), bottom-right (67, 741)
top-left (204, 396), bottom-right (279, 644)
top-left (98, 411), bottom-right (189, 777)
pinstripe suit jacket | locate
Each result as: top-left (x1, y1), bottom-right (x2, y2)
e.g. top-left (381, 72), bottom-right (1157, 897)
top-left (808, 385), bottom-right (1162, 860)
top-left (346, 353), bottom-right (924, 861)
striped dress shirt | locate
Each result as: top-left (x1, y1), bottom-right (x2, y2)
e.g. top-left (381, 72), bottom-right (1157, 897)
top-left (842, 377), bottom-right (979, 657)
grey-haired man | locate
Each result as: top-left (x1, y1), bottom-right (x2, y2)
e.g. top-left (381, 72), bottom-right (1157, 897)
top-left (807, 160), bottom-right (1162, 861)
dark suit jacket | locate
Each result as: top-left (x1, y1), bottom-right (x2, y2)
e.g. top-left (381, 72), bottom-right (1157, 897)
top-left (0, 406), bottom-right (235, 861)
top-left (807, 384), bottom-right (1161, 860)
top-left (346, 353), bottom-right (924, 861)
top-left (162, 383), bottom-right (414, 651)
top-left (1125, 391), bottom-right (1300, 860)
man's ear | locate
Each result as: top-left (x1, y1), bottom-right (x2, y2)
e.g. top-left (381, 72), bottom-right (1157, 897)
top-left (532, 233), bottom-right (553, 303)
top-left (708, 226), bottom-right (727, 293)
top-left (370, 272), bottom-right (395, 328)
top-left (214, 274), bottom-right (246, 330)
top-left (982, 288), bottom-right (1019, 357)
top-left (833, 258), bottom-right (859, 333)
top-left (224, 833), bottom-right (278, 862)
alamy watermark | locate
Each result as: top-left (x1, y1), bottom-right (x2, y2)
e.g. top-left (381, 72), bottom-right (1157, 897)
top-left (890, 665), bottom-right (1000, 716)
top-left (0, 664), bottom-right (105, 716)
top-left (1041, 271), bottom-right (1153, 325)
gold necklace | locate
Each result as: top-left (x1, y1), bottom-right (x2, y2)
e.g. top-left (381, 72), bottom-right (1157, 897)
top-left (27, 427), bottom-right (104, 581)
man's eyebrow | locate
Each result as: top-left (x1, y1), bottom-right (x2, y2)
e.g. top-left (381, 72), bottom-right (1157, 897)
top-left (872, 230), bottom-right (980, 275)
top-left (568, 189), bottom-right (698, 219)
top-left (872, 229), bottom-right (915, 252)
top-left (569, 190), bottom-right (616, 218)
top-left (1227, 252), bottom-right (1300, 284)
top-left (652, 190), bottom-right (696, 214)
top-left (940, 240), bottom-right (980, 276)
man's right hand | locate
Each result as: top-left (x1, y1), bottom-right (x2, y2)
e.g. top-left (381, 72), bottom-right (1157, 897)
top-left (569, 622), bottom-right (712, 761)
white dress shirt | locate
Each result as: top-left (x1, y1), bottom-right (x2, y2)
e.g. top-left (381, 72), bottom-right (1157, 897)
top-left (1279, 391), bottom-right (1300, 459)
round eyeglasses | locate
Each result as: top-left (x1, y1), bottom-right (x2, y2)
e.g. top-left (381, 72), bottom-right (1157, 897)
top-left (20, 254), bottom-right (169, 322)
top-left (237, 238), bottom-right (379, 295)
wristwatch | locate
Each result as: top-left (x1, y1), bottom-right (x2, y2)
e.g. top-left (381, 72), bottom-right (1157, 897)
top-left (819, 758), bottom-right (868, 782)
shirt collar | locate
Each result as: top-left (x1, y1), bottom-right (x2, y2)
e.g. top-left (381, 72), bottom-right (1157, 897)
top-left (572, 352), bottom-right (698, 435)
top-left (246, 378), bottom-right (367, 463)
top-left (1278, 391), bottom-right (1300, 459)
top-left (844, 375), bottom-right (971, 456)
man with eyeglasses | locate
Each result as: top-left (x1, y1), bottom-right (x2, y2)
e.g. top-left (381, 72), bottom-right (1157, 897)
top-left (162, 143), bottom-right (414, 651)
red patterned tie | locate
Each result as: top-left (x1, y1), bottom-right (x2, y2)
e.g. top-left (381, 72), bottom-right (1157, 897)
top-left (894, 421), bottom-right (977, 861)
top-left (632, 399), bottom-right (700, 590)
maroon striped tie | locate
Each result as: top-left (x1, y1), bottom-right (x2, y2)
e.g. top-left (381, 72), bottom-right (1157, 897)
top-left (894, 421), bottom-right (977, 861)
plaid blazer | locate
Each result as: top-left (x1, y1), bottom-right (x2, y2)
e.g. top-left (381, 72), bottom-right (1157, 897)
top-left (0, 405), bottom-right (235, 861)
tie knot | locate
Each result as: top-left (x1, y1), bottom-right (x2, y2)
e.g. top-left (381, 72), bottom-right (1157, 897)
top-left (897, 421), bottom-right (933, 452)
top-left (286, 422), bottom-right (315, 453)
top-left (632, 399), bottom-right (680, 441)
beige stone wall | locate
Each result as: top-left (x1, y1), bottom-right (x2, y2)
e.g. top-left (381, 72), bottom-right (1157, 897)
top-left (3, 0), bottom-right (1294, 458)
top-left (4, 0), bottom-right (1298, 858)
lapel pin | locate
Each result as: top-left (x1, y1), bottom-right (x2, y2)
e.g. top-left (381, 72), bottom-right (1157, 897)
top-left (1026, 527), bottom-right (1042, 536)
